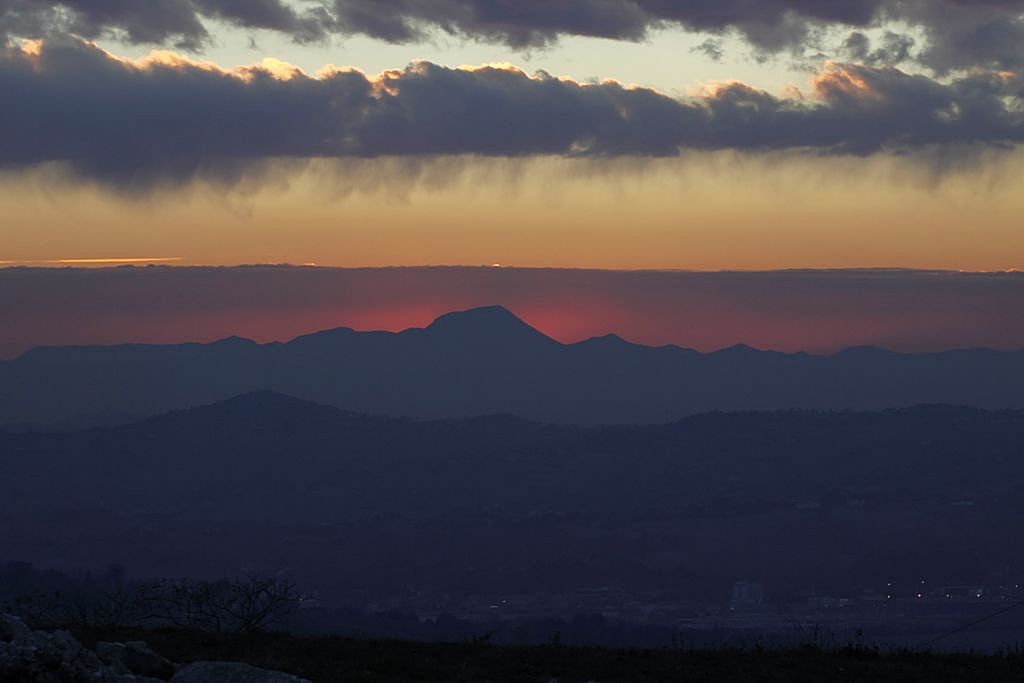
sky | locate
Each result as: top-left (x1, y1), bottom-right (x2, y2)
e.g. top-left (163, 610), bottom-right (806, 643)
top-left (1, 1), bottom-right (1024, 351)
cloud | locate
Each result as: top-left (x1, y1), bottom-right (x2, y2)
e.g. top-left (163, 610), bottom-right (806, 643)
top-left (691, 38), bottom-right (725, 62)
top-left (5, 1), bottom-right (1024, 71)
top-left (841, 31), bottom-right (915, 66)
top-left (893, 0), bottom-right (1024, 74)
top-left (1, 38), bottom-right (1022, 188)
top-left (271, 1), bottom-right (893, 53)
top-left (0, 0), bottom-right (327, 50)
top-left (321, 1), bottom-right (1024, 72)
top-left (319, 1), bottom-right (1024, 74)
top-left (4, 257), bottom-right (184, 265)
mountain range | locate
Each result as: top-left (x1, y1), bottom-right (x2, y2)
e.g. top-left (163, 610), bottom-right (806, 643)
top-left (3, 305), bottom-right (1024, 429)
top-left (2, 391), bottom-right (1023, 606)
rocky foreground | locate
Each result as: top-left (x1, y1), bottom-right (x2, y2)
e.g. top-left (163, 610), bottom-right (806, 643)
top-left (6, 610), bottom-right (1024, 681)
top-left (0, 613), bottom-right (309, 682)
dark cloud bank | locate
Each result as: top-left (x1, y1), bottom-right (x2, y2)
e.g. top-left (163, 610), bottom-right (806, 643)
top-left (325, 1), bottom-right (1024, 73)
top-left (3, 1), bottom-right (1024, 72)
top-left (0, 0), bottom-right (327, 50)
top-left (1, 37), bottom-right (1022, 187)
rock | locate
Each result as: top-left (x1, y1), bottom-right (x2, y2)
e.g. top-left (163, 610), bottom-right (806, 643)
top-left (97, 640), bottom-right (177, 680)
top-left (170, 661), bottom-right (311, 683)
top-left (0, 613), bottom-right (31, 642)
top-left (0, 614), bottom-right (166, 682)
top-left (0, 621), bottom-right (113, 682)
top-left (0, 614), bottom-right (302, 683)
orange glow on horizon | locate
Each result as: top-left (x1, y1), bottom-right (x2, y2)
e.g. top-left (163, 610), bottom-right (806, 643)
top-left (2, 257), bottom-right (184, 266)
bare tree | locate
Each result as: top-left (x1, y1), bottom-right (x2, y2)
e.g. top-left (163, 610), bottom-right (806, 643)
top-left (150, 576), bottom-right (303, 632)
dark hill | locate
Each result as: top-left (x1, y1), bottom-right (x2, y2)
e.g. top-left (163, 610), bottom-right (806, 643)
top-left (2, 395), bottom-right (1024, 609)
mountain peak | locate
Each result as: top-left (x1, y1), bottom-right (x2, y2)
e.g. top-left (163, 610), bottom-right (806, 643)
top-left (211, 335), bottom-right (257, 348)
top-left (425, 306), bottom-right (556, 346)
top-left (215, 389), bottom-right (313, 409)
top-left (716, 343), bottom-right (757, 353)
top-left (573, 333), bottom-right (636, 349)
top-left (179, 390), bottom-right (325, 415)
top-left (428, 305), bottom-right (519, 326)
top-left (150, 390), bottom-right (348, 428)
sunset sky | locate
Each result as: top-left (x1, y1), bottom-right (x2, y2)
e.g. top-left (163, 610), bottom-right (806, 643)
top-left (2, 1), bottom-right (1024, 351)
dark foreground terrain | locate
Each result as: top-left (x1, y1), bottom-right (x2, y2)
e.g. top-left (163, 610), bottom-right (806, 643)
top-left (4, 393), bottom-right (1024, 621)
top-left (77, 628), bottom-right (1024, 682)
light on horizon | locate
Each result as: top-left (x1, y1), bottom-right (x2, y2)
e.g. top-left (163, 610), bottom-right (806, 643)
top-left (1, 257), bottom-right (184, 266)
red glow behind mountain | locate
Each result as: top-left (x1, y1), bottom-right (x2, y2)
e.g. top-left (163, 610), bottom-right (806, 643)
top-left (3, 265), bottom-right (1024, 359)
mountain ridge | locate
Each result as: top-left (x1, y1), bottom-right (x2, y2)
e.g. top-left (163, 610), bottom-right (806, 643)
top-left (3, 391), bottom-right (1024, 607)
top-left (3, 305), bottom-right (1024, 429)
top-left (74, 389), bottom-right (1024, 434)
top-left (11, 305), bottom-right (1024, 360)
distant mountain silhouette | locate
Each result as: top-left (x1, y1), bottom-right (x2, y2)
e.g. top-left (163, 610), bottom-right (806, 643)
top-left (3, 393), bottom-right (1024, 606)
top-left (5, 391), bottom-right (1020, 518)
top-left (426, 305), bottom-right (557, 346)
top-left (2, 305), bottom-right (1024, 428)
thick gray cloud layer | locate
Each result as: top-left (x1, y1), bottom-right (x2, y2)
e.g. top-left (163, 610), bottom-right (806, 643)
top-left (2, 1), bottom-right (1024, 71)
top-left (1, 38), bottom-right (1022, 186)
top-left (326, 0), bottom-right (886, 49)
top-left (0, 0), bottom-right (328, 49)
